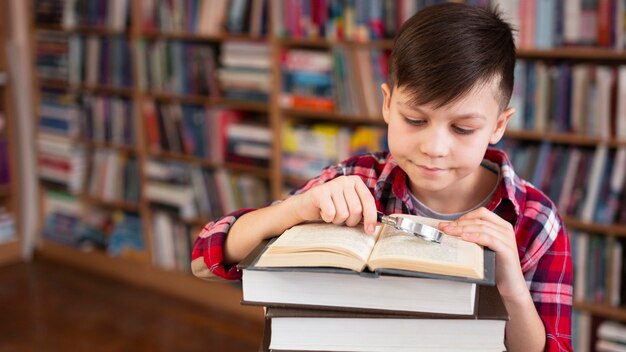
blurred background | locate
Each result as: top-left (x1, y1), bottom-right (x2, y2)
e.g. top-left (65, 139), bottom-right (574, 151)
top-left (0, 0), bottom-right (625, 351)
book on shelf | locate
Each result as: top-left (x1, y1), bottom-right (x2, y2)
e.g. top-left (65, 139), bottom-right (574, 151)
top-left (0, 140), bottom-right (10, 187)
top-left (0, 207), bottom-right (16, 243)
top-left (240, 215), bottom-right (495, 316)
top-left (596, 320), bottom-right (626, 352)
top-left (261, 285), bottom-right (508, 352)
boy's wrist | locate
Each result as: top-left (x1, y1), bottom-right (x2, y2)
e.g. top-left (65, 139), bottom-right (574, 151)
top-left (261, 195), bottom-right (306, 240)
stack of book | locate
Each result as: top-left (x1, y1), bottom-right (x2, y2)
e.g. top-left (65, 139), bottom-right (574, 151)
top-left (596, 321), bottom-right (626, 352)
top-left (239, 214), bottom-right (508, 351)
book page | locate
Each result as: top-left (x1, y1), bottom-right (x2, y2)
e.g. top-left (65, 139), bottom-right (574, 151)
top-left (367, 215), bottom-right (484, 279)
top-left (256, 222), bottom-right (380, 269)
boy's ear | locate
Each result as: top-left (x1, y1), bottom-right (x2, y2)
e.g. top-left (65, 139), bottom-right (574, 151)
top-left (381, 83), bottom-right (392, 124)
top-left (489, 107), bottom-right (515, 144)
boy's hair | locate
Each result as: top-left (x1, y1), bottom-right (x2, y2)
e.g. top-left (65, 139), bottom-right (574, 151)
top-left (389, 2), bottom-right (516, 111)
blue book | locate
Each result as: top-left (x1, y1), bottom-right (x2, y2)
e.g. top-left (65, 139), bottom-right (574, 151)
top-left (535, 0), bottom-right (556, 48)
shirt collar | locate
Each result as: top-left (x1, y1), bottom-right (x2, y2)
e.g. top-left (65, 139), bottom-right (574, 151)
top-left (374, 148), bottom-right (523, 221)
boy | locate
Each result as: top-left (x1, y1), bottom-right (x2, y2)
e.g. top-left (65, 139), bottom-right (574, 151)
top-left (191, 3), bottom-right (572, 351)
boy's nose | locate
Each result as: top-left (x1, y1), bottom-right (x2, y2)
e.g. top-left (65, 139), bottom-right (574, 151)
top-left (419, 129), bottom-right (450, 158)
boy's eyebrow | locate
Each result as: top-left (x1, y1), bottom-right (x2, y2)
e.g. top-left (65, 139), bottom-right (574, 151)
top-left (398, 103), bottom-right (487, 121)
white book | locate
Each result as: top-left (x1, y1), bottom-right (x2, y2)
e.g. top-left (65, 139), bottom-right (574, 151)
top-left (226, 123), bottom-right (272, 143)
top-left (598, 321), bottom-right (626, 345)
top-left (508, 60), bottom-right (526, 130)
top-left (62, 0), bottom-right (78, 29)
top-left (616, 67), bottom-right (626, 139)
top-left (269, 313), bottom-right (506, 352)
top-left (573, 232), bottom-right (589, 302)
top-left (580, 146), bottom-right (608, 221)
top-left (577, 312), bottom-right (592, 352)
top-left (214, 169), bottom-right (236, 214)
top-left (152, 211), bottom-right (177, 270)
top-left (282, 50), bottom-right (333, 72)
top-left (533, 62), bottom-right (549, 132)
top-left (571, 65), bottom-right (590, 133)
top-left (563, 0), bottom-right (582, 44)
top-left (596, 339), bottom-right (626, 352)
top-left (108, 0), bottom-right (129, 31)
top-left (221, 41), bottom-right (270, 55)
top-left (68, 35), bottom-right (82, 84)
top-left (103, 151), bottom-right (120, 201)
top-left (85, 36), bottom-right (100, 86)
top-left (145, 183), bottom-right (197, 219)
top-left (190, 167), bottom-right (211, 216)
top-left (610, 240), bottom-right (623, 307)
top-left (595, 66), bottom-right (614, 139)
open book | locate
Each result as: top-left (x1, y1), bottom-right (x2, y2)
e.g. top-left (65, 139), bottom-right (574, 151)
top-left (255, 214), bottom-right (492, 282)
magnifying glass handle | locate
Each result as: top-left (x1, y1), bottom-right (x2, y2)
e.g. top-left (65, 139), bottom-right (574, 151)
top-left (377, 211), bottom-right (397, 227)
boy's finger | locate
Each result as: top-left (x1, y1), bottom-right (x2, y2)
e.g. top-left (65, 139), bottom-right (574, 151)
top-left (343, 185), bottom-right (363, 227)
top-left (458, 207), bottom-right (508, 227)
top-left (314, 189), bottom-right (336, 223)
top-left (330, 191), bottom-right (349, 224)
top-left (354, 180), bottom-right (377, 234)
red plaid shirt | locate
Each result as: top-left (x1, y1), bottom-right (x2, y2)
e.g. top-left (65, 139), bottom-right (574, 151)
top-left (191, 147), bottom-right (573, 351)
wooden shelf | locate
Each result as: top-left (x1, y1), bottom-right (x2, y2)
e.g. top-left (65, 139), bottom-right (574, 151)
top-left (574, 301), bottom-right (626, 322)
top-left (35, 25), bottom-right (129, 36)
top-left (38, 79), bottom-right (134, 96)
top-left (147, 92), bottom-right (212, 105)
top-left (140, 31), bottom-right (267, 43)
top-left (277, 40), bottom-right (626, 61)
top-left (504, 130), bottom-right (626, 147)
top-left (278, 38), bottom-right (394, 49)
top-left (81, 195), bottom-right (141, 212)
top-left (283, 175), bottom-right (313, 187)
top-left (213, 98), bottom-right (269, 112)
top-left (148, 151), bottom-right (271, 179)
top-left (0, 240), bottom-right (21, 266)
top-left (565, 217), bottom-right (626, 238)
top-left (517, 47), bottom-right (626, 61)
top-left (37, 240), bottom-right (264, 323)
top-left (36, 136), bottom-right (137, 154)
top-left (147, 92), bottom-right (269, 112)
top-left (223, 161), bottom-right (271, 178)
top-left (282, 108), bottom-right (385, 125)
top-left (81, 140), bottom-right (137, 153)
top-left (0, 185), bottom-right (10, 197)
top-left (181, 216), bottom-right (211, 228)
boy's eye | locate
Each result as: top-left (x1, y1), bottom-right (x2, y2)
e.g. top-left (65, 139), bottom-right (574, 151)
top-left (404, 117), bottom-right (426, 126)
top-left (452, 125), bottom-right (474, 135)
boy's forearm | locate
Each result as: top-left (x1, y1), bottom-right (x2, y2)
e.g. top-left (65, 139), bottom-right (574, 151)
top-left (503, 291), bottom-right (546, 352)
top-left (223, 195), bottom-right (304, 264)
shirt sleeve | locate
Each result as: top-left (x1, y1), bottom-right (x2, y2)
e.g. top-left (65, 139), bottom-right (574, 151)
top-left (521, 212), bottom-right (573, 352)
top-left (190, 208), bottom-right (257, 281)
top-left (190, 164), bottom-right (347, 281)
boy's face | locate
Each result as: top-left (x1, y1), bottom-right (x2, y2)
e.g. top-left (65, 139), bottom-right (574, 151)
top-left (381, 81), bottom-right (514, 198)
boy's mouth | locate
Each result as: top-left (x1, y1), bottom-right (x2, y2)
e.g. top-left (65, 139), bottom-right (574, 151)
top-left (416, 164), bottom-right (446, 175)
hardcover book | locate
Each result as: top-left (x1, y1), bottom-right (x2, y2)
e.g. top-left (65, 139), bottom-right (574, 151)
top-left (240, 215), bottom-right (495, 316)
top-left (261, 285), bottom-right (508, 352)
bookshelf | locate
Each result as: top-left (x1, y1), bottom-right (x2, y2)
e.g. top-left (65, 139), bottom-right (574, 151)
top-left (30, 0), bottom-right (270, 323)
top-left (0, 0), bottom-right (21, 266)
top-left (26, 0), bottom-right (626, 347)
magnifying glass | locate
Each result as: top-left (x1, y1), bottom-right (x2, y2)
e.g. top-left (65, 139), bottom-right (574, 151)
top-left (377, 212), bottom-right (444, 243)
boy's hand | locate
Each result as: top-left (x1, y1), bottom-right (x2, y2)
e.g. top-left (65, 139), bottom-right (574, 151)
top-left (292, 176), bottom-right (378, 235)
top-left (438, 207), bottom-right (528, 300)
